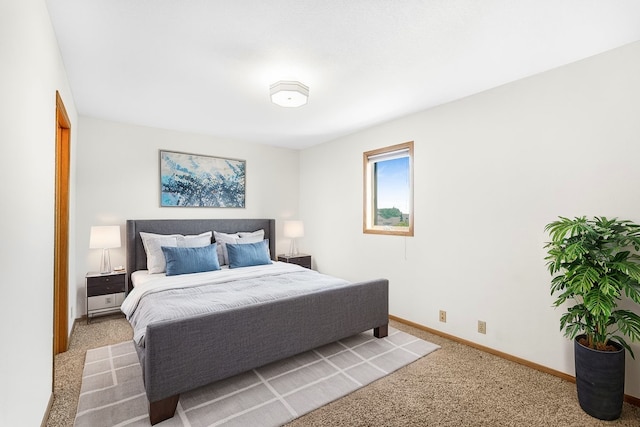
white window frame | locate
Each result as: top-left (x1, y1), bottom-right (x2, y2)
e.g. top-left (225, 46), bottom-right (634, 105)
top-left (363, 141), bottom-right (414, 236)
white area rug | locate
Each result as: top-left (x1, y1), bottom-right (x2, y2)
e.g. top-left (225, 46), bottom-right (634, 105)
top-left (74, 327), bottom-right (439, 426)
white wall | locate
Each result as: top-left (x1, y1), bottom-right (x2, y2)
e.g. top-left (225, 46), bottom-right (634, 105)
top-left (0, 0), bottom-right (78, 425)
top-left (3, 6), bottom-right (636, 426)
top-left (300, 41), bottom-right (640, 398)
top-left (74, 117), bottom-right (300, 315)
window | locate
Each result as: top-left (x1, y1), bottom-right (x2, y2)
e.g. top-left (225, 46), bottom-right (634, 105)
top-left (363, 141), bottom-right (414, 236)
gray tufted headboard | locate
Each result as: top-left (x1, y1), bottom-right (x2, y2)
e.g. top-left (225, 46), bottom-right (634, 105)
top-left (126, 218), bottom-right (276, 282)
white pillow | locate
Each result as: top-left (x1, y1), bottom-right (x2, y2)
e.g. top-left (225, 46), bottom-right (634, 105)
top-left (140, 231), bottom-right (212, 274)
top-left (238, 229), bottom-right (265, 240)
top-left (214, 230), bottom-right (264, 265)
top-left (179, 232), bottom-right (212, 248)
top-left (213, 231), bottom-right (239, 265)
top-left (140, 232), bottom-right (178, 274)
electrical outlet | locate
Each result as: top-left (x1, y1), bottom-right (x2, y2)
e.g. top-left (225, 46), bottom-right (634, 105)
top-left (478, 320), bottom-right (486, 334)
top-left (439, 310), bottom-right (447, 323)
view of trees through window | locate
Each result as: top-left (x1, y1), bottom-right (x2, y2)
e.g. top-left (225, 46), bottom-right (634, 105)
top-left (363, 141), bottom-right (413, 236)
top-left (374, 156), bottom-right (410, 228)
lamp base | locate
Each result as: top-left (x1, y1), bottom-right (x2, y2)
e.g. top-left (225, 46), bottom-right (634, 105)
top-left (99, 248), bottom-right (112, 274)
top-left (288, 239), bottom-right (299, 257)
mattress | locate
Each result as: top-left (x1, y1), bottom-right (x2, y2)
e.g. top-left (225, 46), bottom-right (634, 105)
top-left (122, 262), bottom-right (351, 346)
top-left (131, 266), bottom-right (231, 287)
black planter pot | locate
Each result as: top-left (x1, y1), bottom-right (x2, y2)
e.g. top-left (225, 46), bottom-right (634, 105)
top-left (574, 335), bottom-right (625, 420)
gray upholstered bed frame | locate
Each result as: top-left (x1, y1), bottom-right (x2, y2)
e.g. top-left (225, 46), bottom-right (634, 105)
top-left (126, 218), bottom-right (389, 425)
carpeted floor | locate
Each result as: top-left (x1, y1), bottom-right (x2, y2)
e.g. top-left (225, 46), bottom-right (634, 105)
top-left (48, 315), bottom-right (134, 427)
top-left (47, 315), bottom-right (640, 426)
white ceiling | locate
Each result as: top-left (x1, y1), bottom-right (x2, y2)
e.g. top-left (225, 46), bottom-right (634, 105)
top-left (46, 0), bottom-right (640, 150)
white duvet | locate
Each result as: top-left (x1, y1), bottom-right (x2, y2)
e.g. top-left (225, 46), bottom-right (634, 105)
top-left (121, 262), bottom-right (351, 346)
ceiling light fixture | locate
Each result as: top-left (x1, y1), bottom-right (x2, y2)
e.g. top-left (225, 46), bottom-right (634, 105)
top-left (270, 80), bottom-right (309, 108)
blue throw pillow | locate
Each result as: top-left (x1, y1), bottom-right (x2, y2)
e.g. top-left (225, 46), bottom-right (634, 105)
top-left (226, 240), bottom-right (272, 269)
top-left (161, 244), bottom-right (220, 276)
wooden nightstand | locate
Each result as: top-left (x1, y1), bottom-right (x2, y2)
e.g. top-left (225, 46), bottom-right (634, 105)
top-left (86, 271), bottom-right (127, 323)
top-left (277, 254), bottom-right (312, 269)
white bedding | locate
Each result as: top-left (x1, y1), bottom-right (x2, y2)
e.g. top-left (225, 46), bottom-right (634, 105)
top-left (131, 270), bottom-right (163, 286)
top-left (131, 266), bottom-right (230, 286)
top-left (122, 262), bottom-right (351, 346)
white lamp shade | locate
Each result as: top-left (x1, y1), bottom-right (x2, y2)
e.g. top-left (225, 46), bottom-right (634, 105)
top-left (283, 220), bottom-right (304, 238)
top-left (89, 225), bottom-right (121, 249)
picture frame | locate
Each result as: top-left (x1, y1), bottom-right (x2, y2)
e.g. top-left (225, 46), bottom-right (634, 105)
top-left (160, 150), bottom-right (246, 208)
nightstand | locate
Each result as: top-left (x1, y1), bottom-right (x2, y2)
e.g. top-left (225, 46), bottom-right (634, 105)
top-left (86, 271), bottom-right (127, 323)
top-left (277, 254), bottom-right (312, 269)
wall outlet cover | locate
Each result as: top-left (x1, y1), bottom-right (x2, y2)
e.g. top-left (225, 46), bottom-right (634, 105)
top-left (478, 320), bottom-right (487, 334)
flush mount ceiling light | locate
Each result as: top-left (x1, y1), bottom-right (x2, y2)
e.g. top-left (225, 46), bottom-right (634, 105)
top-left (270, 80), bottom-right (309, 108)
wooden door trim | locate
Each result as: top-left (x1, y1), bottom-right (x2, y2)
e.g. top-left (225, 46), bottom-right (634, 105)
top-left (54, 91), bottom-right (70, 355)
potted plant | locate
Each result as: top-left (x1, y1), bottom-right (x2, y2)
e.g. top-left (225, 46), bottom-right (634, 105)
top-left (544, 216), bottom-right (640, 420)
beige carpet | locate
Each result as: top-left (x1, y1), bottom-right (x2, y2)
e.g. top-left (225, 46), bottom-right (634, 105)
top-left (48, 314), bottom-right (640, 426)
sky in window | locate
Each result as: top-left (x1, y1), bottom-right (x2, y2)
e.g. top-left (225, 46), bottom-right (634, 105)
top-left (376, 156), bottom-right (410, 213)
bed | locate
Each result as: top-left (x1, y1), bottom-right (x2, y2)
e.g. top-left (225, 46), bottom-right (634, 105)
top-left (124, 218), bottom-right (389, 424)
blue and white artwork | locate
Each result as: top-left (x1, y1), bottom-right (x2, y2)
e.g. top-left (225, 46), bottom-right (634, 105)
top-left (160, 150), bottom-right (246, 207)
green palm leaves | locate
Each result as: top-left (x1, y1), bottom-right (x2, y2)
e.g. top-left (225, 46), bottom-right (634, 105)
top-left (545, 216), bottom-right (640, 357)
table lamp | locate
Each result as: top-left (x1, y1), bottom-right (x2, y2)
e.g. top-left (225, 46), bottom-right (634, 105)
top-left (283, 220), bottom-right (304, 256)
top-left (89, 225), bottom-right (121, 274)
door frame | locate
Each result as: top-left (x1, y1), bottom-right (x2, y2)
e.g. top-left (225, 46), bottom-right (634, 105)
top-left (54, 91), bottom-right (71, 355)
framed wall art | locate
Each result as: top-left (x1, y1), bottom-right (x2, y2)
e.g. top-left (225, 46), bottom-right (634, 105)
top-left (160, 150), bottom-right (246, 207)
